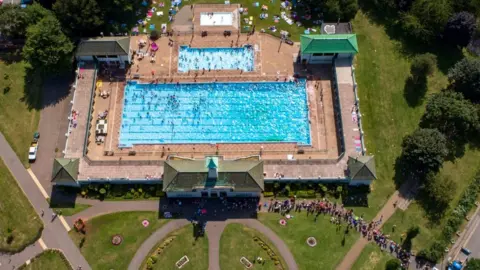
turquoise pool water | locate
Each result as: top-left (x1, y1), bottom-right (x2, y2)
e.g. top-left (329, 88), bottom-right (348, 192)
top-left (119, 80), bottom-right (310, 146)
top-left (178, 46), bottom-right (254, 72)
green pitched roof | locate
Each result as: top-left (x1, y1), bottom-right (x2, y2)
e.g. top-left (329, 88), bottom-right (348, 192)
top-left (300, 34), bottom-right (359, 54)
top-left (76, 36), bottom-right (130, 56)
top-left (347, 156), bottom-right (377, 181)
top-left (52, 158), bottom-right (79, 184)
top-left (163, 157), bottom-right (264, 192)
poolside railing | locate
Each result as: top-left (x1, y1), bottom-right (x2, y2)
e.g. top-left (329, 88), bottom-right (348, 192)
top-left (83, 63), bottom-right (98, 156)
top-left (331, 59), bottom-right (346, 159)
top-left (351, 65), bottom-right (366, 155)
top-left (62, 64), bottom-right (80, 156)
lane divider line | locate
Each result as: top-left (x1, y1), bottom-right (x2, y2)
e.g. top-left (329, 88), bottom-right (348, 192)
top-left (38, 238), bottom-right (47, 250)
top-left (27, 169), bottom-right (49, 199)
top-left (59, 216), bottom-right (72, 232)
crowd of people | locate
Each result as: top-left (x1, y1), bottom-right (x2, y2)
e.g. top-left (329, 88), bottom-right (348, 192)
top-left (266, 197), bottom-right (412, 268)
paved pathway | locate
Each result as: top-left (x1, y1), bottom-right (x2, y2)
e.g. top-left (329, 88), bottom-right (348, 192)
top-left (336, 181), bottom-right (416, 270)
top-left (128, 219), bottom-right (190, 270)
top-left (0, 132), bottom-right (91, 270)
top-left (0, 243), bottom-right (43, 269)
top-left (205, 221), bottom-right (227, 270)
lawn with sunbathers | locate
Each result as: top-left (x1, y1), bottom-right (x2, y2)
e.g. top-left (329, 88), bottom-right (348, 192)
top-left (139, 0), bottom-right (321, 41)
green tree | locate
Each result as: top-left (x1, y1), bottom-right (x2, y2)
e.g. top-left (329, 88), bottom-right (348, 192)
top-left (401, 128), bottom-right (448, 178)
top-left (403, 0), bottom-right (452, 43)
top-left (98, 0), bottom-right (144, 34)
top-left (340, 0), bottom-right (359, 21)
top-left (421, 91), bottom-right (479, 153)
top-left (385, 258), bottom-right (402, 270)
top-left (24, 2), bottom-right (53, 26)
top-left (0, 5), bottom-right (28, 38)
top-left (444, 12), bottom-right (477, 47)
top-left (411, 53), bottom-right (437, 80)
top-left (53, 0), bottom-right (104, 37)
top-left (22, 16), bottom-right (74, 72)
top-left (448, 58), bottom-right (480, 103)
top-left (465, 258), bottom-right (480, 270)
top-left (423, 173), bottom-right (456, 216)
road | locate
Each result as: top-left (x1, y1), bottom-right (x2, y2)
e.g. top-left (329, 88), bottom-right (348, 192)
top-left (0, 132), bottom-right (91, 270)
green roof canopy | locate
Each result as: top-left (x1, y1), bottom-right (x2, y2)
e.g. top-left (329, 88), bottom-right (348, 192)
top-left (76, 36), bottom-right (130, 57)
top-left (300, 34), bottom-right (359, 54)
top-left (163, 157), bottom-right (264, 192)
top-left (52, 158), bottom-right (79, 184)
top-left (347, 156), bottom-right (377, 181)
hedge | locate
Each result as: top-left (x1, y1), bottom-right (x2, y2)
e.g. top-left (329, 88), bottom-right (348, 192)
top-left (418, 171), bottom-right (480, 262)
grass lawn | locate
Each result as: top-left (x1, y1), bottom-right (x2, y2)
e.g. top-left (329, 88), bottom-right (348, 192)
top-left (140, 224), bottom-right (208, 270)
top-left (0, 158), bottom-right (43, 253)
top-left (18, 250), bottom-right (71, 270)
top-left (145, 0), bottom-right (319, 41)
top-left (381, 148), bottom-right (480, 253)
top-left (351, 243), bottom-right (394, 270)
top-left (220, 223), bottom-right (287, 270)
top-left (258, 212), bottom-right (359, 270)
top-left (349, 11), bottom-right (449, 219)
top-left (69, 211), bottom-right (169, 270)
top-left (49, 201), bottom-right (91, 217)
top-left (0, 59), bottom-right (41, 166)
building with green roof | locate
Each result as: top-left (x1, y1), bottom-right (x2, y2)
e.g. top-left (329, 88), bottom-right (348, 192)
top-left (163, 156), bottom-right (264, 198)
top-left (75, 36), bottom-right (131, 68)
top-left (347, 156), bottom-right (377, 185)
top-left (52, 158), bottom-right (80, 186)
top-left (300, 34), bottom-right (359, 64)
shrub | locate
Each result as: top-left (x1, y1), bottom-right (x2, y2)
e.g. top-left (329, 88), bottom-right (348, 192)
top-left (385, 258), bottom-right (402, 270)
top-left (263, 191), bottom-right (274, 197)
top-left (150, 255), bottom-right (158, 264)
top-left (144, 193), bottom-right (151, 199)
top-left (411, 53), bottom-right (437, 79)
top-left (99, 188), bottom-right (106, 195)
top-left (123, 192), bottom-right (133, 199)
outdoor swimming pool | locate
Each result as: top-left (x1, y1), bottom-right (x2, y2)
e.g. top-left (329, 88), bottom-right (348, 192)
top-left (119, 81), bottom-right (310, 146)
top-left (200, 12), bottom-right (233, 26)
top-left (178, 46), bottom-right (254, 72)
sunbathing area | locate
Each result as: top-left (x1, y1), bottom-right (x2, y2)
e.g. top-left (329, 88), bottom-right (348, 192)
top-left (63, 4), bottom-right (365, 182)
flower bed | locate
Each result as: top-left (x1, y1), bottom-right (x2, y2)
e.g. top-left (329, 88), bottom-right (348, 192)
top-left (306, 237), bottom-right (317, 247)
top-left (112, 234), bottom-right (123, 245)
top-left (253, 236), bottom-right (284, 269)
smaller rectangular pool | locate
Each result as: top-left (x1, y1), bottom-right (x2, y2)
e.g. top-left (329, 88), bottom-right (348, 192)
top-left (178, 46), bottom-right (254, 72)
top-left (200, 12), bottom-right (233, 26)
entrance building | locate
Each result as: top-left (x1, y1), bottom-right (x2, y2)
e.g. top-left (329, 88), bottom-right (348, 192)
top-left (75, 36), bottom-right (131, 68)
top-left (163, 155), bottom-right (264, 198)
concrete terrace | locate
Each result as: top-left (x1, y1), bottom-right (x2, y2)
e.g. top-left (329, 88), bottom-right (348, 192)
top-left (65, 33), bottom-right (363, 182)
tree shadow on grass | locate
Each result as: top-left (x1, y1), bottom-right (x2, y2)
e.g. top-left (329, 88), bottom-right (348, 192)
top-left (404, 76), bottom-right (428, 107)
top-left (357, 0), bottom-right (464, 74)
top-left (20, 62), bottom-right (75, 111)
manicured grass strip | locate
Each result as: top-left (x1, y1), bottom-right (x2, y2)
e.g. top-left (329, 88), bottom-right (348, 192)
top-left (0, 60), bottom-right (41, 166)
top-left (350, 11), bottom-right (448, 219)
top-left (0, 158), bottom-right (43, 253)
top-left (69, 211), bottom-right (169, 270)
top-left (50, 202), bottom-right (91, 217)
top-left (18, 250), bottom-right (71, 270)
top-left (258, 213), bottom-right (358, 270)
top-left (220, 223), bottom-right (287, 270)
top-left (351, 243), bottom-right (393, 270)
top-left (141, 224), bottom-right (208, 270)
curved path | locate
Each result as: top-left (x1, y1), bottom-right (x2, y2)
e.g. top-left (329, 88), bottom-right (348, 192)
top-left (128, 218), bottom-right (298, 270)
top-left (128, 219), bottom-right (190, 270)
top-left (225, 219), bottom-right (298, 270)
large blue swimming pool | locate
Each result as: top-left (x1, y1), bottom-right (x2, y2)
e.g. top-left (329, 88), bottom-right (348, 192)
top-left (178, 46), bottom-right (254, 72)
top-left (119, 81), bottom-right (311, 146)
